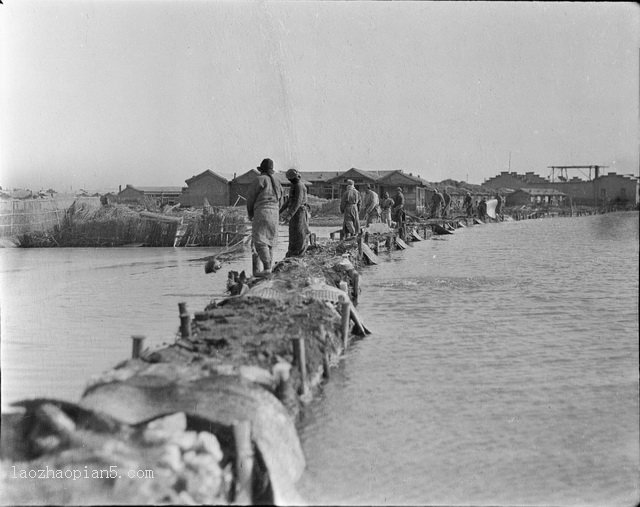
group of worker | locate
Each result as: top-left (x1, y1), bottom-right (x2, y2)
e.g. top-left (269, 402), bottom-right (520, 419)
top-left (245, 157), bottom-right (504, 277)
top-left (463, 192), bottom-right (503, 220)
top-left (339, 180), bottom-right (407, 239)
top-left (245, 158), bottom-right (310, 277)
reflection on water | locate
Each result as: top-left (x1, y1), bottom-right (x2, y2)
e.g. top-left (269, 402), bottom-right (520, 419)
top-left (1, 216), bottom-right (638, 505)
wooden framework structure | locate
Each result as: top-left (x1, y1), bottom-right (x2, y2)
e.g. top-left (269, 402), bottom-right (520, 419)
top-left (548, 165), bottom-right (608, 183)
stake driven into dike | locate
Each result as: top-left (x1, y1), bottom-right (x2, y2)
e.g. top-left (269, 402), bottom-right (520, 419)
top-left (0, 214), bottom-right (540, 505)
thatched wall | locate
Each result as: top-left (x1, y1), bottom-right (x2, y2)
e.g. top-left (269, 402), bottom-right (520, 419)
top-left (175, 207), bottom-right (247, 247)
top-left (53, 203), bottom-right (248, 247)
top-left (55, 202), bottom-right (179, 247)
top-left (0, 197), bottom-right (98, 238)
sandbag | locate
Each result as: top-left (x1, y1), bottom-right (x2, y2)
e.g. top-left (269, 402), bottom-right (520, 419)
top-left (80, 374), bottom-right (305, 503)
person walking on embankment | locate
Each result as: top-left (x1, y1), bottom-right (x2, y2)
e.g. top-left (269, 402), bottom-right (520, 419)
top-left (463, 192), bottom-right (473, 217)
top-left (431, 189), bottom-right (445, 218)
top-left (246, 158), bottom-right (283, 277)
top-left (442, 189), bottom-right (451, 218)
top-left (280, 168), bottom-right (310, 257)
top-left (477, 197), bottom-right (487, 220)
top-left (392, 187), bottom-right (405, 227)
top-left (340, 179), bottom-right (361, 239)
top-left (380, 191), bottom-right (394, 225)
top-left (362, 184), bottom-right (381, 226)
top-left (495, 194), bottom-right (503, 221)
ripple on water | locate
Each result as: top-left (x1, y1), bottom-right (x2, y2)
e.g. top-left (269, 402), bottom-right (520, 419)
top-left (298, 213), bottom-right (639, 506)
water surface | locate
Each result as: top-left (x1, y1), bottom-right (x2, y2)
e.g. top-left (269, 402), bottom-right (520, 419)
top-left (1, 215), bottom-right (638, 505)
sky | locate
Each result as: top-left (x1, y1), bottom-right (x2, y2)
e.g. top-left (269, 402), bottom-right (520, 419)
top-left (1, 1), bottom-right (638, 192)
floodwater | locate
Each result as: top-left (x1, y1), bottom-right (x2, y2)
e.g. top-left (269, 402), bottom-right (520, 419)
top-left (1, 214), bottom-right (638, 506)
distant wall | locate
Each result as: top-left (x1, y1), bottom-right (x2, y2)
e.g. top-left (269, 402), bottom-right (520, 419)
top-left (593, 174), bottom-right (639, 205)
top-left (483, 171), bottom-right (638, 206)
top-left (117, 187), bottom-right (145, 204)
top-left (0, 197), bottom-right (100, 237)
top-left (180, 177), bottom-right (229, 208)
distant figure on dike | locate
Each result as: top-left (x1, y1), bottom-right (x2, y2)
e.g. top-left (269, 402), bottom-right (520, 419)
top-left (246, 158), bottom-right (283, 277)
top-left (380, 191), bottom-right (394, 225)
top-left (280, 168), bottom-right (310, 257)
top-left (430, 189), bottom-right (444, 218)
top-left (362, 184), bottom-right (381, 226)
top-left (477, 197), bottom-right (487, 220)
top-left (392, 187), bottom-right (405, 227)
top-left (340, 179), bottom-right (361, 239)
top-left (495, 194), bottom-right (503, 220)
top-left (442, 189), bottom-right (451, 218)
top-left (463, 192), bottom-right (473, 217)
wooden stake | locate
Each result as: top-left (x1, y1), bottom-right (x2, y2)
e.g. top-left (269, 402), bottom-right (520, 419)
top-left (178, 302), bottom-right (191, 339)
top-left (292, 337), bottom-right (308, 396)
top-left (351, 271), bottom-right (360, 306)
top-left (340, 294), bottom-right (350, 350)
top-left (131, 335), bottom-right (145, 359)
top-left (319, 324), bottom-right (330, 379)
top-left (233, 420), bottom-right (254, 504)
top-left (323, 350), bottom-right (330, 379)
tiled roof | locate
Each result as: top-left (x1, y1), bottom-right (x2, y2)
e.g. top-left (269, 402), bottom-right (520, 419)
top-left (378, 170), bottom-right (431, 186)
top-left (298, 171), bottom-right (342, 181)
top-left (232, 170), bottom-right (259, 184)
top-left (185, 170), bottom-right (229, 185)
top-left (326, 168), bottom-right (397, 183)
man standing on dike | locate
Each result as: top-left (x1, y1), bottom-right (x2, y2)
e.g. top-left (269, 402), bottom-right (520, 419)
top-left (431, 189), bottom-right (445, 218)
top-left (463, 192), bottom-right (473, 217)
top-left (380, 191), bottom-right (394, 225)
top-left (392, 186), bottom-right (405, 227)
top-left (246, 158), bottom-right (283, 277)
top-left (340, 179), bottom-right (361, 238)
top-left (362, 184), bottom-right (381, 226)
top-left (442, 188), bottom-right (451, 218)
top-left (477, 197), bottom-right (487, 220)
top-left (280, 168), bottom-right (310, 257)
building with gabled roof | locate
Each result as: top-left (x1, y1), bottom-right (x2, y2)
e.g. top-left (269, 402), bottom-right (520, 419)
top-left (326, 167), bottom-right (396, 189)
top-left (376, 170), bottom-right (432, 213)
top-left (179, 169), bottom-right (229, 208)
top-left (298, 171), bottom-right (342, 199)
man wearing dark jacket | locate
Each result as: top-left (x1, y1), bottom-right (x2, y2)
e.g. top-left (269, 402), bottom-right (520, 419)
top-left (280, 168), bottom-right (310, 257)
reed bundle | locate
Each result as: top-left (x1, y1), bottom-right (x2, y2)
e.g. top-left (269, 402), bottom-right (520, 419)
top-left (56, 202), bottom-right (178, 247)
top-left (175, 206), bottom-right (247, 247)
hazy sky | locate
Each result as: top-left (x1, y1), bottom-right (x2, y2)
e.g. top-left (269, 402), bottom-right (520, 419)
top-left (1, 1), bottom-right (638, 191)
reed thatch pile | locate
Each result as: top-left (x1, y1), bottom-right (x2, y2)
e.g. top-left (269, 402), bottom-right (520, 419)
top-left (55, 202), bottom-right (178, 247)
top-left (175, 206), bottom-right (247, 247)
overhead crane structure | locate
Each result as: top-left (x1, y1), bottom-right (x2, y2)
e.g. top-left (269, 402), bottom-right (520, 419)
top-left (547, 165), bottom-right (608, 183)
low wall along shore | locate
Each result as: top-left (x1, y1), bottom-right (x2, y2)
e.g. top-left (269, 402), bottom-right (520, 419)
top-left (0, 199), bottom-right (248, 248)
top-left (0, 197), bottom-right (99, 239)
